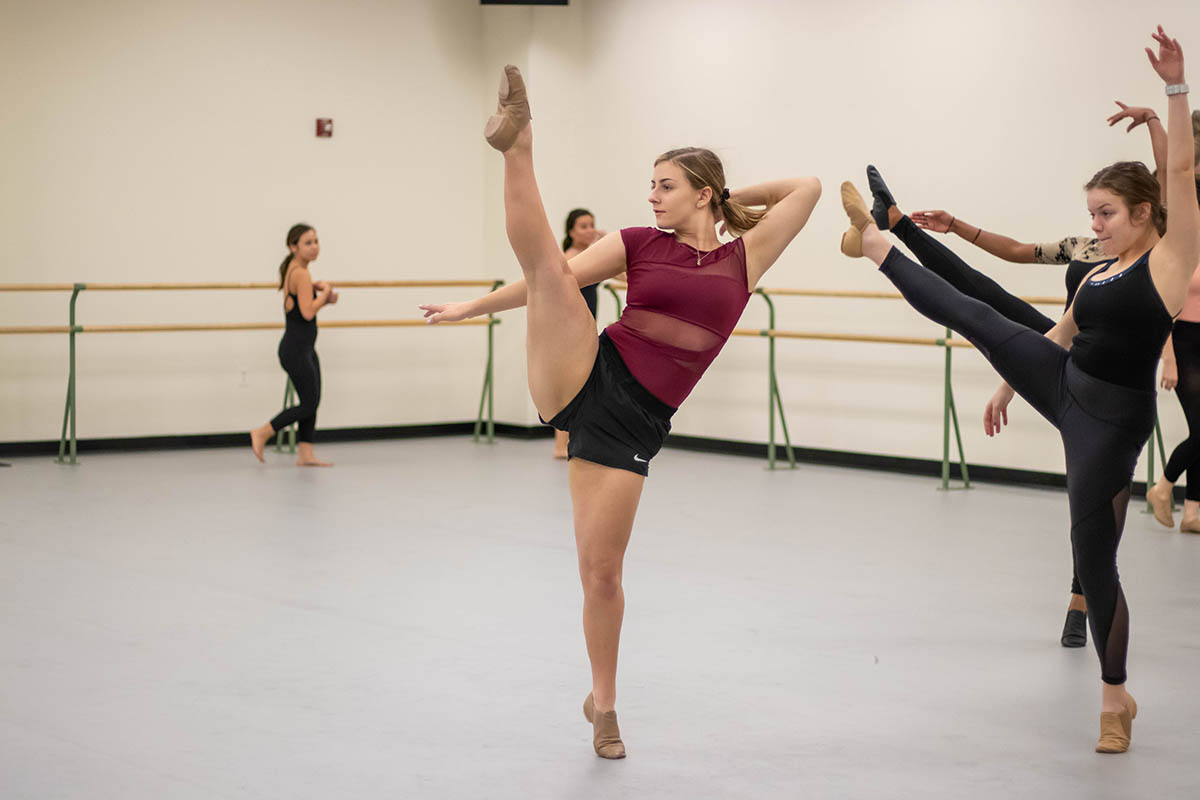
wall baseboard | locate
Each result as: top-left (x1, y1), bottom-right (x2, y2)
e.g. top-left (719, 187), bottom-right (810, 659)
top-left (2, 423), bottom-right (1162, 499)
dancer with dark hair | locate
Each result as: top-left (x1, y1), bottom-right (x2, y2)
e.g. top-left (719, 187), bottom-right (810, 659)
top-left (250, 224), bottom-right (338, 467)
top-left (839, 27), bottom-right (1198, 753)
top-left (421, 65), bottom-right (820, 758)
top-left (553, 208), bottom-right (606, 458)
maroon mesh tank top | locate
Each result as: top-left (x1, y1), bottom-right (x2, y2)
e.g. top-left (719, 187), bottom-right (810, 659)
top-left (604, 227), bottom-right (752, 408)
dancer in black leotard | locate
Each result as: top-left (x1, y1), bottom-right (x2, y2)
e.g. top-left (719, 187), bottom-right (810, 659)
top-left (249, 224), bottom-right (338, 467)
top-left (839, 27), bottom-right (1198, 754)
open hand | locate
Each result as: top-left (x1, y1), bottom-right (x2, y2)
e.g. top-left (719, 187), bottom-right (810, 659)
top-left (910, 210), bottom-right (954, 233)
top-left (1107, 101), bottom-right (1159, 131)
top-left (984, 383), bottom-right (1015, 437)
top-left (419, 302), bottom-right (470, 324)
top-left (1147, 25), bottom-right (1185, 85)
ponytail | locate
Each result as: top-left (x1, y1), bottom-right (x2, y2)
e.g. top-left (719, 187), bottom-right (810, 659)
top-left (279, 223), bottom-right (314, 289)
top-left (718, 197), bottom-right (766, 236)
top-left (654, 147), bottom-right (766, 236)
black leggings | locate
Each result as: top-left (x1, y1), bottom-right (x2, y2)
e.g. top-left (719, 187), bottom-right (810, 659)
top-left (1163, 320), bottom-right (1200, 500)
top-left (892, 217), bottom-right (1083, 596)
top-left (879, 237), bottom-right (1155, 685)
top-left (270, 339), bottom-right (321, 443)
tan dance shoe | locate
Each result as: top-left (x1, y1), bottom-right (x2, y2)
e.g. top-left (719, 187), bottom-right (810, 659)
top-left (484, 65), bottom-right (532, 152)
top-left (1095, 695), bottom-right (1137, 754)
top-left (840, 181), bottom-right (874, 232)
top-left (583, 693), bottom-right (626, 759)
top-left (839, 181), bottom-right (873, 258)
top-left (1145, 483), bottom-right (1175, 528)
top-left (840, 225), bottom-right (864, 258)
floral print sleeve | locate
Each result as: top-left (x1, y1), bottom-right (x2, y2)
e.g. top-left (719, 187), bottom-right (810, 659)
top-left (1033, 236), bottom-right (1105, 265)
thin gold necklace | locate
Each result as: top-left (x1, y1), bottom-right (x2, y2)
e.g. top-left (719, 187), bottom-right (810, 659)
top-left (681, 239), bottom-right (717, 266)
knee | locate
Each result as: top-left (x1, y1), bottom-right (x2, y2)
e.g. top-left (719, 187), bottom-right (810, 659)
top-left (579, 558), bottom-right (623, 600)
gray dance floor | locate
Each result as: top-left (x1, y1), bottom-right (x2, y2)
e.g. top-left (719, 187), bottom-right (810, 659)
top-left (2, 438), bottom-right (1199, 799)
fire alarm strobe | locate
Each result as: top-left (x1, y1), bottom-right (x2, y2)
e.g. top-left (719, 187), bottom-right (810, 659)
top-left (316, 118), bottom-right (333, 137)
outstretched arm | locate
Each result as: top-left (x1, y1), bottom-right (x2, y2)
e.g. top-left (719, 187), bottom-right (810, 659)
top-left (1147, 26), bottom-right (1200, 307)
top-left (1107, 100), bottom-right (1168, 196)
top-left (910, 210), bottom-right (1039, 263)
top-left (737, 177), bottom-right (822, 288)
top-left (421, 232), bottom-right (628, 323)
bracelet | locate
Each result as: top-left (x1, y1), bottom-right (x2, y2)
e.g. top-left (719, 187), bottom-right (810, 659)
top-left (1166, 83), bottom-right (1189, 96)
top-left (948, 215), bottom-right (956, 232)
top-left (1146, 115), bottom-right (1160, 123)
top-left (972, 227), bottom-right (983, 244)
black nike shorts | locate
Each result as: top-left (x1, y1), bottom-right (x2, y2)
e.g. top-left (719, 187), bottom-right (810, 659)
top-left (546, 332), bottom-right (675, 477)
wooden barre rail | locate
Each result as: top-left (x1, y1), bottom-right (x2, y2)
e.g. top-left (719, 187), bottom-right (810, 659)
top-left (603, 282), bottom-right (1063, 307)
top-left (0, 280), bottom-right (499, 292)
top-left (727, 328), bottom-right (974, 347)
top-left (0, 319), bottom-right (488, 335)
top-left (757, 287), bottom-right (1066, 306)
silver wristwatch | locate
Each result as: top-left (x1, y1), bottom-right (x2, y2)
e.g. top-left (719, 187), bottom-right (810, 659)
top-left (1166, 83), bottom-right (1190, 96)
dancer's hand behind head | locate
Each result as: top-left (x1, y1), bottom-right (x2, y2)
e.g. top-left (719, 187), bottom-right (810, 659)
top-left (420, 302), bottom-right (470, 324)
top-left (911, 210), bottom-right (954, 233)
top-left (1147, 25), bottom-right (1185, 84)
top-left (1107, 101), bottom-right (1159, 132)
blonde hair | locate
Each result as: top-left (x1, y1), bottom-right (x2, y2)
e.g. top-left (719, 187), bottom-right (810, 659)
top-left (654, 147), bottom-right (765, 236)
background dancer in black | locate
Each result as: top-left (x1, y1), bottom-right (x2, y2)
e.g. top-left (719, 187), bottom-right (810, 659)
top-left (1145, 115), bottom-right (1200, 530)
top-left (554, 208), bottom-right (606, 459)
top-left (250, 224), bottom-right (338, 467)
top-left (839, 26), bottom-right (1198, 754)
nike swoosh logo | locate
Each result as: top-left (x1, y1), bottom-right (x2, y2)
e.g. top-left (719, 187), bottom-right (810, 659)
top-left (633, 455), bottom-right (648, 463)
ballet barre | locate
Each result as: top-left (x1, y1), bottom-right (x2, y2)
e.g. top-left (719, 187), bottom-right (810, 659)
top-left (605, 282), bottom-right (1092, 489)
top-left (0, 280), bottom-right (503, 464)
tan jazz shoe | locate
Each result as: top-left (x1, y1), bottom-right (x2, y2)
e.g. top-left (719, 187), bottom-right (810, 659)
top-left (583, 693), bottom-right (626, 759)
top-left (839, 181), bottom-right (873, 258)
top-left (1146, 483), bottom-right (1175, 528)
top-left (1095, 695), bottom-right (1137, 754)
top-left (840, 181), bottom-right (874, 232)
top-left (840, 226), bottom-right (864, 258)
top-left (484, 65), bottom-right (532, 152)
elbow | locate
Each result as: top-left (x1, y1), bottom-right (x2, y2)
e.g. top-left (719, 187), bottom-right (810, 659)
top-left (803, 176), bottom-right (822, 197)
top-left (301, 310), bottom-right (316, 321)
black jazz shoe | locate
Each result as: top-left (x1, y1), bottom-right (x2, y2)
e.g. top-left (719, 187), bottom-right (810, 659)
top-left (1061, 608), bottom-right (1087, 648)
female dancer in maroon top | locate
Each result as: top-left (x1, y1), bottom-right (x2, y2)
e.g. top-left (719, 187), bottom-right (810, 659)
top-left (421, 66), bottom-right (820, 759)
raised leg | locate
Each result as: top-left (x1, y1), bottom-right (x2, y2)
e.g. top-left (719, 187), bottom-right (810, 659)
top-left (861, 225), bottom-right (1071, 427)
top-left (501, 124), bottom-right (600, 419)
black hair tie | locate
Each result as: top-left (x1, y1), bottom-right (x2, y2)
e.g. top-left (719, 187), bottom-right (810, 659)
top-left (720, 187), bottom-right (731, 203)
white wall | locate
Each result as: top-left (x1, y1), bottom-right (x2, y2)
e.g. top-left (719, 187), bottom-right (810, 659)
top-left (4, 0), bottom-right (1200, 480)
top-left (1, 0), bottom-right (492, 440)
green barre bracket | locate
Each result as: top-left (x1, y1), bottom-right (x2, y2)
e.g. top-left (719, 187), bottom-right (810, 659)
top-left (755, 290), bottom-right (797, 471)
top-left (56, 284), bottom-right (85, 465)
top-left (937, 327), bottom-right (970, 490)
top-left (1144, 414), bottom-right (1172, 514)
top-left (273, 378), bottom-right (298, 454)
top-left (473, 280), bottom-right (504, 444)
